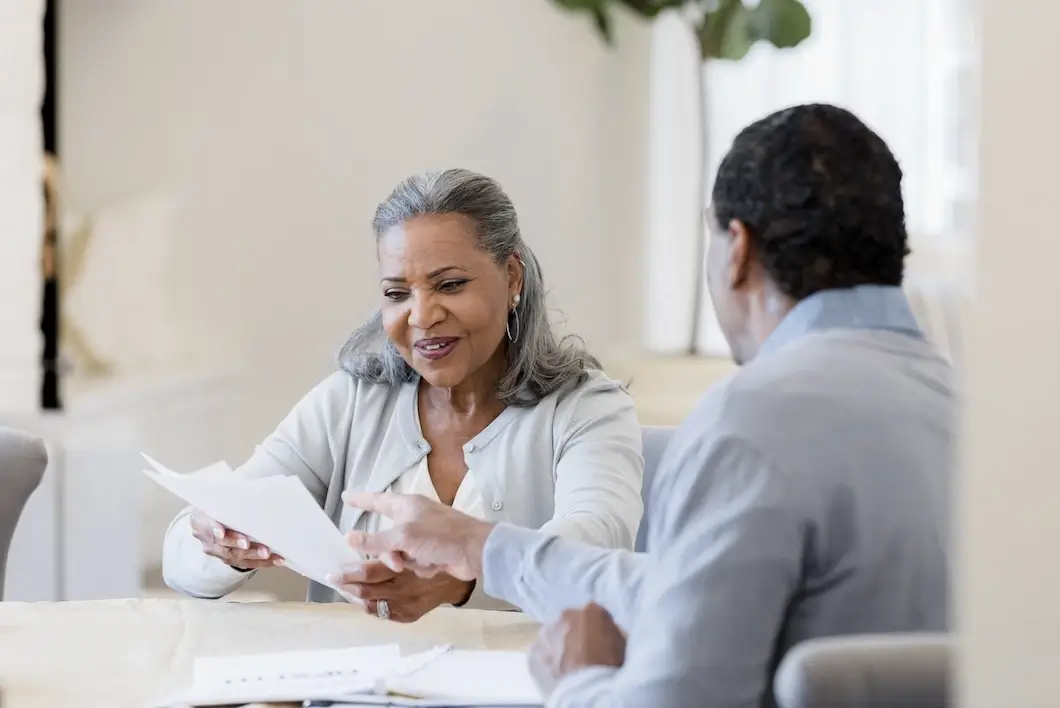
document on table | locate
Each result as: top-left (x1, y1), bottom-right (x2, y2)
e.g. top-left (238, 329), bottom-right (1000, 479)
top-left (155, 644), bottom-right (543, 707)
top-left (380, 649), bottom-right (543, 706)
top-left (156, 644), bottom-right (400, 707)
top-left (141, 454), bottom-right (363, 595)
top-left (308, 648), bottom-right (543, 707)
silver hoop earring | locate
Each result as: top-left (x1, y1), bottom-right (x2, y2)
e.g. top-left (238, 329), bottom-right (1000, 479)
top-left (506, 308), bottom-right (520, 342)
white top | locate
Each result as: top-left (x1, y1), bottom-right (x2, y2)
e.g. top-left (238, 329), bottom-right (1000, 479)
top-left (365, 457), bottom-right (486, 534)
top-left (162, 369), bottom-right (645, 609)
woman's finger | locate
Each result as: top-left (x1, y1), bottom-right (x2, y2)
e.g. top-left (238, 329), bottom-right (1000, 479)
top-left (214, 529), bottom-right (253, 550)
top-left (223, 541), bottom-right (271, 559)
top-left (189, 512), bottom-right (260, 552)
top-left (208, 543), bottom-right (284, 568)
top-left (210, 550), bottom-right (271, 569)
top-left (363, 598), bottom-right (415, 624)
top-left (340, 582), bottom-right (390, 602)
top-left (190, 512), bottom-right (223, 539)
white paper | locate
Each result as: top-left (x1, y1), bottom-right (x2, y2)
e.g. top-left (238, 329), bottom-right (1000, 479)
top-left (159, 645), bottom-right (401, 707)
top-left (316, 649), bottom-right (543, 706)
top-left (141, 454), bottom-right (363, 594)
top-left (194, 644), bottom-right (401, 685)
top-left (156, 644), bottom-right (542, 708)
top-left (387, 650), bottom-right (542, 705)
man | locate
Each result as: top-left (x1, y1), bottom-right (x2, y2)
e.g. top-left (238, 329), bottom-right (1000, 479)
top-left (339, 104), bottom-right (954, 707)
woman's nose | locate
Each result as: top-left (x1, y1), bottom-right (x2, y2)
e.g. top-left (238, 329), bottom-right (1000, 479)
top-left (407, 292), bottom-right (444, 330)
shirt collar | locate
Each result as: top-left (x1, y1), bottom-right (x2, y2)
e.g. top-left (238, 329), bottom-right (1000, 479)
top-left (757, 285), bottom-right (923, 358)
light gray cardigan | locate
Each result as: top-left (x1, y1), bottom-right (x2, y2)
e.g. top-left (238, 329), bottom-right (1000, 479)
top-left (162, 369), bottom-right (644, 607)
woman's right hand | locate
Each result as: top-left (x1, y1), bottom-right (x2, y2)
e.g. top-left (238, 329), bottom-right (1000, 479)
top-left (189, 509), bottom-right (284, 570)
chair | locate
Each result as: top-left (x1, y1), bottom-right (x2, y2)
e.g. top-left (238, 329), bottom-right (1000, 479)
top-left (636, 425), bottom-right (676, 552)
top-left (0, 427), bottom-right (48, 599)
top-left (773, 633), bottom-right (953, 708)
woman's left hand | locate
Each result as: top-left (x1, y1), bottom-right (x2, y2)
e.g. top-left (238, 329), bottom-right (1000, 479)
top-left (329, 561), bottom-right (475, 623)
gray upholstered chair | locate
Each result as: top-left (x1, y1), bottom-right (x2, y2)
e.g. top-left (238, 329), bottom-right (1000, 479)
top-left (0, 427), bottom-right (48, 599)
top-left (773, 633), bottom-right (953, 708)
top-left (636, 425), bottom-right (676, 552)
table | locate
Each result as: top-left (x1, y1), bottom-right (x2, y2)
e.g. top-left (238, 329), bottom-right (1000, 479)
top-left (0, 599), bottom-right (540, 708)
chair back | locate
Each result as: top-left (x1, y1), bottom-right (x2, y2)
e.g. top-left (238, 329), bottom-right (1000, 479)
top-left (636, 425), bottom-right (676, 552)
top-left (773, 633), bottom-right (953, 708)
top-left (0, 428), bottom-right (48, 599)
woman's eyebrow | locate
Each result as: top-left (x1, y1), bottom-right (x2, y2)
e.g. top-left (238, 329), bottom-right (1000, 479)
top-left (381, 266), bottom-right (464, 283)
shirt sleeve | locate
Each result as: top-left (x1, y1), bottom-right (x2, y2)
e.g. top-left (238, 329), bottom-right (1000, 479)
top-left (482, 524), bottom-right (648, 627)
top-left (539, 377), bottom-right (645, 551)
top-left (553, 436), bottom-right (807, 708)
top-left (161, 372), bottom-right (354, 599)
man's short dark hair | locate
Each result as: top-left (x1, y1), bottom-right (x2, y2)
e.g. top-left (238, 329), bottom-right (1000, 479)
top-left (711, 103), bottom-right (910, 301)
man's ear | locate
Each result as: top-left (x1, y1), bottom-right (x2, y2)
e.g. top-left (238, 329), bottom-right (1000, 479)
top-left (727, 220), bottom-right (753, 289)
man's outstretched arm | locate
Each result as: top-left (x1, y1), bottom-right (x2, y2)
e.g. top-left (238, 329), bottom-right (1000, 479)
top-left (543, 437), bottom-right (805, 708)
top-left (482, 523), bottom-right (648, 627)
top-left (341, 492), bottom-right (647, 627)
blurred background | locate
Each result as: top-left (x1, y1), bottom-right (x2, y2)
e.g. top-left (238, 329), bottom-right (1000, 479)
top-left (2, 0), bottom-right (976, 603)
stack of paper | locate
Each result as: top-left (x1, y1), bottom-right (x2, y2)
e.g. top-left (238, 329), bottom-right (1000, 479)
top-left (383, 649), bottom-right (543, 706)
top-left (141, 454), bottom-right (363, 595)
top-left (159, 645), bottom-right (401, 707)
top-left (156, 644), bottom-right (543, 707)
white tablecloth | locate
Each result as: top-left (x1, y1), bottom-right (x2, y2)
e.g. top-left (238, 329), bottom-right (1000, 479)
top-left (0, 599), bottom-right (540, 708)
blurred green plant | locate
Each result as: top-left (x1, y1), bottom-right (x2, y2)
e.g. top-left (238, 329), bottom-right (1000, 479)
top-left (551, 0), bottom-right (812, 61)
top-left (552, 0), bottom-right (812, 355)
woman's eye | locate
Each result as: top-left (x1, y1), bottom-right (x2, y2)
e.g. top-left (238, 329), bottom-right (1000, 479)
top-left (438, 279), bottom-right (468, 292)
top-left (384, 290), bottom-right (408, 301)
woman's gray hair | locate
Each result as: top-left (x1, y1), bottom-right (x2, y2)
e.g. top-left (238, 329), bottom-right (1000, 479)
top-left (338, 168), bottom-right (600, 406)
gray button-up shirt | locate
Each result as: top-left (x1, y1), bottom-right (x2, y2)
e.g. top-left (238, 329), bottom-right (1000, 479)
top-left (483, 285), bottom-right (954, 708)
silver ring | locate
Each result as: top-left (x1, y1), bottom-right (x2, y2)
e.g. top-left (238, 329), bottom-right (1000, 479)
top-left (376, 599), bottom-right (390, 621)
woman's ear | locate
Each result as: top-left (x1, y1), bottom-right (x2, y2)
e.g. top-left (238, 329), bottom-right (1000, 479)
top-left (507, 253), bottom-right (525, 303)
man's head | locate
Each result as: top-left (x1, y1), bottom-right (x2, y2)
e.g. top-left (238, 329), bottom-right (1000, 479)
top-left (706, 103), bottom-right (910, 364)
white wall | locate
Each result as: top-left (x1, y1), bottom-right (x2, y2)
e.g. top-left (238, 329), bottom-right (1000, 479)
top-left (59, 0), bottom-right (650, 458)
top-left (957, 0), bottom-right (1060, 705)
top-left (0, 0), bottom-right (44, 415)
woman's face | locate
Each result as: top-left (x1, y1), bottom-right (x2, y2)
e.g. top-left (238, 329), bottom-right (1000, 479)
top-left (378, 213), bottom-right (521, 390)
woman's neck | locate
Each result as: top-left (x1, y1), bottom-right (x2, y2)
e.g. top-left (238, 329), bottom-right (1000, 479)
top-left (421, 381), bottom-right (499, 417)
top-left (420, 350), bottom-right (507, 418)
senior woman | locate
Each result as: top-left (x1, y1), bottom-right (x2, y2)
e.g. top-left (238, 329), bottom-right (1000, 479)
top-left (161, 168), bottom-right (644, 622)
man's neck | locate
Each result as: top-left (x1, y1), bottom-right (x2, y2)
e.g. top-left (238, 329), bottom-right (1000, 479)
top-left (743, 287), bottom-right (795, 361)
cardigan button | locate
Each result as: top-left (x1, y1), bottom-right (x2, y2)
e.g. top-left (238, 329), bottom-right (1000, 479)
top-left (491, 500), bottom-right (503, 512)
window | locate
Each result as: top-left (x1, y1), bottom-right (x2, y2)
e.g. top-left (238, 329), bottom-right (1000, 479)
top-left (644, 0), bottom-right (979, 359)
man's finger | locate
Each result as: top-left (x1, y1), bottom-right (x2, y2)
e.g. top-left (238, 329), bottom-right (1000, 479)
top-left (342, 491), bottom-right (419, 523)
top-left (333, 560), bottom-right (396, 585)
top-left (345, 528), bottom-right (408, 558)
top-left (405, 560), bottom-right (443, 579)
